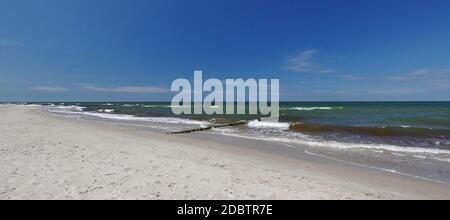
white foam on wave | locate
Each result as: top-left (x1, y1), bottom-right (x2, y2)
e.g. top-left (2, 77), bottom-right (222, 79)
top-left (140, 104), bottom-right (197, 108)
top-left (21, 104), bottom-right (43, 107)
top-left (98, 109), bottom-right (114, 113)
top-left (289, 107), bottom-right (343, 111)
top-left (301, 139), bottom-right (450, 156)
top-left (84, 112), bottom-right (210, 127)
top-left (142, 105), bottom-right (170, 108)
top-left (53, 105), bottom-right (85, 112)
top-left (49, 107), bottom-right (210, 127)
top-left (247, 120), bottom-right (290, 130)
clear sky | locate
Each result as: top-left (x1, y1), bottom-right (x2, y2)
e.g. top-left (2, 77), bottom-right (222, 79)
top-left (1, 0), bottom-right (450, 101)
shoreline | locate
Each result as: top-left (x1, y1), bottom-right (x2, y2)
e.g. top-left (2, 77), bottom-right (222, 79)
top-left (1, 105), bottom-right (449, 199)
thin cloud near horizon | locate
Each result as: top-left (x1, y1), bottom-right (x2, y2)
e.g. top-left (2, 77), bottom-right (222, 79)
top-left (341, 68), bottom-right (450, 88)
top-left (31, 86), bottom-right (69, 92)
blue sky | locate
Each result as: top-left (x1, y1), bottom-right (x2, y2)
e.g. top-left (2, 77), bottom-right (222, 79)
top-left (1, 0), bottom-right (450, 101)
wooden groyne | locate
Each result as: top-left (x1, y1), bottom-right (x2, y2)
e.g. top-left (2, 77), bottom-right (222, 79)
top-left (168, 121), bottom-right (248, 135)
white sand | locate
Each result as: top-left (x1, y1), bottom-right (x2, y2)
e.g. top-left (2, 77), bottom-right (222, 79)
top-left (1, 105), bottom-right (449, 200)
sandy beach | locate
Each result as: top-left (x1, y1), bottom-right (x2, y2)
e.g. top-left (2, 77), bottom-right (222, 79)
top-left (0, 105), bottom-right (449, 200)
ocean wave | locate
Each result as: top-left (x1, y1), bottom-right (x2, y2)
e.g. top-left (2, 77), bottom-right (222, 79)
top-left (21, 104), bottom-right (44, 107)
top-left (247, 120), bottom-right (290, 130)
top-left (142, 105), bottom-right (171, 108)
top-left (53, 105), bottom-right (85, 112)
top-left (287, 107), bottom-right (344, 111)
top-left (98, 109), bottom-right (114, 113)
top-left (302, 139), bottom-right (450, 156)
top-left (86, 112), bottom-right (210, 127)
top-left (214, 128), bottom-right (450, 157)
top-left (289, 123), bottom-right (449, 139)
top-left (141, 105), bottom-right (220, 108)
top-left (48, 108), bottom-right (210, 127)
